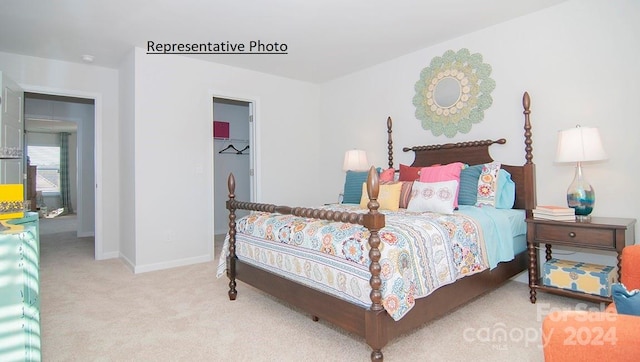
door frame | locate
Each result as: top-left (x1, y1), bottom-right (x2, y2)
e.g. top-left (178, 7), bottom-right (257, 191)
top-left (22, 84), bottom-right (103, 259)
top-left (208, 89), bottom-right (259, 257)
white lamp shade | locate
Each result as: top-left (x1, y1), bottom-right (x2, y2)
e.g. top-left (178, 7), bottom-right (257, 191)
top-left (555, 126), bottom-right (607, 163)
top-left (343, 149), bottom-right (369, 171)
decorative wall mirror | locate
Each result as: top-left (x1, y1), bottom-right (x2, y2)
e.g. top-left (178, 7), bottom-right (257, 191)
top-left (413, 48), bottom-right (495, 137)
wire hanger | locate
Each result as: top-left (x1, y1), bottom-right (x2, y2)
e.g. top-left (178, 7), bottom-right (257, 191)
top-left (219, 144), bottom-right (250, 155)
top-left (219, 144), bottom-right (241, 154)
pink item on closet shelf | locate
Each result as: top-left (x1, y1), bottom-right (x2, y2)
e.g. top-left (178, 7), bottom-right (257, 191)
top-left (213, 121), bottom-right (230, 139)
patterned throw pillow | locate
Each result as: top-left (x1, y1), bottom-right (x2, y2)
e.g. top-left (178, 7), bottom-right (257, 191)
top-left (359, 182), bottom-right (403, 211)
top-left (476, 162), bottom-right (501, 207)
top-left (398, 181), bottom-right (414, 209)
top-left (406, 180), bottom-right (458, 214)
top-left (419, 162), bottom-right (465, 208)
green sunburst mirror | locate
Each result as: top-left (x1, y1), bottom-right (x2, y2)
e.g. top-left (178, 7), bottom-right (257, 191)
top-left (413, 48), bottom-right (495, 138)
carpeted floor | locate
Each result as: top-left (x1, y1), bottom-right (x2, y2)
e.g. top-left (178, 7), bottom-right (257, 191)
top-left (38, 215), bottom-right (600, 361)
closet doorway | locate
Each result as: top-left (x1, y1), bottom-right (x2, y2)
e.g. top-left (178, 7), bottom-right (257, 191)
top-left (213, 97), bottom-right (254, 238)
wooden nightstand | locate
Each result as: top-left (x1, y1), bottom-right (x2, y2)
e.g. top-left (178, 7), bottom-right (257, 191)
top-left (526, 216), bottom-right (636, 304)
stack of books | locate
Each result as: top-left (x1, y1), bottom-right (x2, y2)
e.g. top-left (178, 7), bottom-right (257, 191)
top-left (533, 205), bottom-right (576, 221)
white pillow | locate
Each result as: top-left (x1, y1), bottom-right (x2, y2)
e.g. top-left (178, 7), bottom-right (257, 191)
top-left (407, 180), bottom-right (458, 214)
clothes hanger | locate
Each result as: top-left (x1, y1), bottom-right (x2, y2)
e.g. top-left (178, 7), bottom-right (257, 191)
top-left (219, 144), bottom-right (241, 154)
top-left (237, 145), bottom-right (250, 154)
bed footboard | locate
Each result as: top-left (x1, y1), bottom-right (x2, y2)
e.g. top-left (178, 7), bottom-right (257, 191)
top-left (226, 167), bottom-right (386, 308)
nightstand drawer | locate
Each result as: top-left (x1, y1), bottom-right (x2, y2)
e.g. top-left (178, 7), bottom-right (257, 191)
top-left (534, 224), bottom-right (615, 247)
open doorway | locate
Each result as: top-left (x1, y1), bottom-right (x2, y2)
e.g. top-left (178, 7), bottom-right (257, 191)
top-left (212, 96), bottom-right (254, 244)
top-left (23, 92), bottom-right (95, 239)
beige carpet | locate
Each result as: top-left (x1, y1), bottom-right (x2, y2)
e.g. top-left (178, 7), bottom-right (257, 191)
top-left (39, 215), bottom-right (598, 361)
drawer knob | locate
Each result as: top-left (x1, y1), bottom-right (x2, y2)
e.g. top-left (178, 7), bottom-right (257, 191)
top-left (568, 232), bottom-right (576, 238)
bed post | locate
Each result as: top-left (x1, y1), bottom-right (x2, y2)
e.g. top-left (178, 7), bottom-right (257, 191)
top-left (522, 91), bottom-right (537, 217)
top-left (387, 117), bottom-right (393, 169)
top-left (363, 166), bottom-right (387, 361)
top-left (226, 173), bottom-right (238, 301)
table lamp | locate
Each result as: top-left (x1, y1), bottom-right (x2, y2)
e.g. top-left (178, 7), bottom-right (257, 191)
top-left (343, 149), bottom-right (369, 171)
top-left (555, 125), bottom-right (607, 220)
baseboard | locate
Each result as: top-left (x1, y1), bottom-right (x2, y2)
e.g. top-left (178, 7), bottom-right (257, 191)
top-left (77, 230), bottom-right (95, 238)
top-left (133, 254), bottom-right (212, 274)
top-left (119, 253), bottom-right (136, 273)
top-left (99, 251), bottom-right (120, 260)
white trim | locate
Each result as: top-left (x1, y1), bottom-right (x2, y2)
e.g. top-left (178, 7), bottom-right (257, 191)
top-left (119, 252), bottom-right (135, 273)
top-left (19, 83), bottom-right (104, 260)
top-left (133, 254), bottom-right (212, 274)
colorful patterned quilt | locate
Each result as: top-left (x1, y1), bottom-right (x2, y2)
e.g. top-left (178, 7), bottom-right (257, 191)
top-left (217, 204), bottom-right (494, 321)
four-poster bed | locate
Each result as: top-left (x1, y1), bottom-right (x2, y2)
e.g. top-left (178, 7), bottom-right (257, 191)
top-left (218, 92), bottom-right (536, 361)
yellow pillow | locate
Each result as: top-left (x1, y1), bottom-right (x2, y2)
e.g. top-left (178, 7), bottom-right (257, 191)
top-left (359, 182), bottom-right (402, 211)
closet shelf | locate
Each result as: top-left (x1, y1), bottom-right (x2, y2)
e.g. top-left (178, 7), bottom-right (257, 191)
top-left (214, 137), bottom-right (249, 143)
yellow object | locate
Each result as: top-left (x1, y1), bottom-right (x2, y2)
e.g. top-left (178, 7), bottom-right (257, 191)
top-left (0, 184), bottom-right (24, 220)
top-left (359, 182), bottom-right (402, 211)
top-left (543, 258), bottom-right (616, 297)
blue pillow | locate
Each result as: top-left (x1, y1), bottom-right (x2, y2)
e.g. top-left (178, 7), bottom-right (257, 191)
top-left (342, 168), bottom-right (380, 204)
top-left (458, 164), bottom-right (483, 205)
top-left (612, 283), bottom-right (640, 316)
top-left (495, 169), bottom-right (516, 209)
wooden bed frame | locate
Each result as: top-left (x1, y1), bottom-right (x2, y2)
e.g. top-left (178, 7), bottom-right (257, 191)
top-left (224, 92), bottom-right (536, 361)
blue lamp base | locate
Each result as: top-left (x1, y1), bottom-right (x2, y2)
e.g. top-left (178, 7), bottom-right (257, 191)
top-left (566, 163), bottom-right (594, 221)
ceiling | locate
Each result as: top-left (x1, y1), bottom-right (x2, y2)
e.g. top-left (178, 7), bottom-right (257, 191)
top-left (0, 0), bottom-right (566, 83)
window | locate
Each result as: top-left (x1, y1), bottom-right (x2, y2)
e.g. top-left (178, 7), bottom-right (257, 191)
top-left (28, 146), bottom-right (61, 193)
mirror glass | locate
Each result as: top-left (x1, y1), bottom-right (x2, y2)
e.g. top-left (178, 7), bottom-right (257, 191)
top-left (433, 77), bottom-right (461, 108)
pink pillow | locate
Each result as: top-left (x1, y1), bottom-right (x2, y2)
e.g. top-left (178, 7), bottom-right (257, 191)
top-left (419, 162), bottom-right (464, 207)
top-left (379, 168), bottom-right (395, 182)
top-left (399, 164), bottom-right (421, 181)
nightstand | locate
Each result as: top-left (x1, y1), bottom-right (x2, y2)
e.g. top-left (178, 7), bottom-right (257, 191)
top-left (526, 216), bottom-right (636, 304)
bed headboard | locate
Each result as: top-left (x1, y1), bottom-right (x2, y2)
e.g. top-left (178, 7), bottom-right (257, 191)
top-left (387, 92), bottom-right (536, 212)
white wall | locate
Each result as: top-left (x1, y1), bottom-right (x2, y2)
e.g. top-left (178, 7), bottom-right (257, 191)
top-left (319, 0), bottom-right (640, 274)
top-left (130, 48), bottom-right (321, 272)
top-left (118, 49), bottom-right (136, 266)
top-left (0, 51), bottom-right (119, 259)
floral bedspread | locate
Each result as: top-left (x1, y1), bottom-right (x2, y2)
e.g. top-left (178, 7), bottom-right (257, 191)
top-left (216, 204), bottom-right (488, 321)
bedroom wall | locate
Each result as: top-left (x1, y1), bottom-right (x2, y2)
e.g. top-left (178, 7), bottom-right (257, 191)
top-left (319, 0), bottom-right (640, 273)
top-left (130, 48), bottom-right (322, 272)
top-left (118, 49), bottom-right (136, 266)
top-left (0, 51), bottom-right (119, 259)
